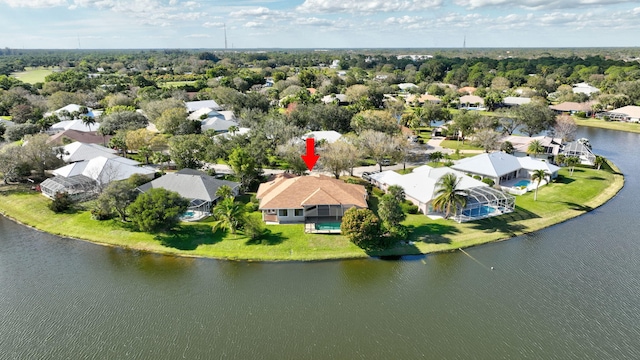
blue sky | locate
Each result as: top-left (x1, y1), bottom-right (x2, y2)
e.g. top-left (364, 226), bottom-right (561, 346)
top-left (1, 0), bottom-right (639, 49)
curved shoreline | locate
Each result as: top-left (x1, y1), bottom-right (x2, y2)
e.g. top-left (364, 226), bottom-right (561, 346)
top-left (0, 162), bottom-right (625, 262)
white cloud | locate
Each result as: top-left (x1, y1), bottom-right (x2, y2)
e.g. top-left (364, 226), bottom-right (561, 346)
top-left (185, 33), bottom-right (211, 38)
top-left (384, 15), bottom-right (422, 25)
top-left (297, 0), bottom-right (443, 14)
top-left (244, 21), bottom-right (264, 28)
top-left (294, 17), bottom-right (335, 26)
top-left (203, 22), bottom-right (225, 28)
top-left (0, 0), bottom-right (67, 7)
top-left (455, 0), bottom-right (634, 10)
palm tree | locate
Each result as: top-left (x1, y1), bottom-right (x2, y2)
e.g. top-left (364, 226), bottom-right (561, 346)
top-left (212, 197), bottom-right (245, 235)
top-left (565, 156), bottom-right (580, 176)
top-left (594, 155), bottom-right (605, 170)
top-left (527, 139), bottom-right (544, 159)
top-left (429, 151), bottom-right (444, 164)
top-left (81, 115), bottom-right (96, 131)
top-left (215, 185), bottom-right (234, 200)
top-left (228, 125), bottom-right (239, 135)
top-left (137, 146), bottom-right (152, 165)
top-left (531, 169), bottom-right (549, 201)
top-left (554, 154), bottom-right (566, 166)
top-left (432, 173), bottom-right (468, 219)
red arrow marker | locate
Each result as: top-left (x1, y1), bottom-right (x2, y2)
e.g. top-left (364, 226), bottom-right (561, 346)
top-left (301, 138), bottom-right (320, 171)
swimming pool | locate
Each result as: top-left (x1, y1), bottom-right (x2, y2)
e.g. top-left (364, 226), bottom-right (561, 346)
top-left (182, 211), bottom-right (195, 218)
top-left (315, 222), bottom-right (342, 231)
top-left (462, 205), bottom-right (496, 217)
top-left (513, 179), bottom-right (531, 187)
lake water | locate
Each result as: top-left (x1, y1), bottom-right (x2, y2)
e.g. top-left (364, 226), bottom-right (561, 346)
top-left (2, 127), bottom-right (640, 359)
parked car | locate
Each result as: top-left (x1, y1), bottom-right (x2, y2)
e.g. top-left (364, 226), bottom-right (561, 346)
top-left (380, 159), bottom-right (391, 166)
top-left (362, 172), bottom-right (371, 180)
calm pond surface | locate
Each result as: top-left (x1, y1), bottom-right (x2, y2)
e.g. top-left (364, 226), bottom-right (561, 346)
top-left (2, 127), bottom-right (640, 359)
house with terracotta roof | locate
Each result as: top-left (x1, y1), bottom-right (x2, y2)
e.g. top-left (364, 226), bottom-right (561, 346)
top-left (48, 129), bottom-right (112, 146)
top-left (256, 174), bottom-right (368, 232)
top-left (549, 101), bottom-right (596, 116)
top-left (405, 93), bottom-right (441, 105)
top-left (600, 105), bottom-right (640, 122)
top-left (459, 95), bottom-right (485, 110)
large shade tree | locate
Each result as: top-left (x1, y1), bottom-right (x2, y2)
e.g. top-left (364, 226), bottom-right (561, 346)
top-left (128, 188), bottom-right (189, 233)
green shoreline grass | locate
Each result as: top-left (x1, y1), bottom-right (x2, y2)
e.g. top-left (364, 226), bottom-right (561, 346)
top-left (0, 164), bottom-right (624, 262)
top-left (575, 118), bottom-right (640, 134)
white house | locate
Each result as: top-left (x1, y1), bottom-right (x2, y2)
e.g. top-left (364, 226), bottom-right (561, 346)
top-left (185, 100), bottom-right (222, 112)
top-left (451, 152), bottom-right (560, 186)
top-left (369, 165), bottom-right (515, 222)
top-left (573, 82), bottom-right (600, 96)
top-left (60, 142), bottom-right (118, 163)
top-left (49, 119), bottom-right (101, 134)
top-left (302, 131), bottom-right (342, 144)
top-left (605, 105), bottom-right (640, 122)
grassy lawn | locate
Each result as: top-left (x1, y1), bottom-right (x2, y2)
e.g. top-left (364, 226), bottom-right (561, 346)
top-left (159, 81), bottom-right (197, 88)
top-left (439, 139), bottom-right (484, 151)
top-left (11, 67), bottom-right (55, 83)
top-left (0, 163), bottom-right (623, 261)
top-left (575, 118), bottom-right (640, 134)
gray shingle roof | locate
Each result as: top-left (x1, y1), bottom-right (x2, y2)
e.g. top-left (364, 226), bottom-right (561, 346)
top-left (138, 171), bottom-right (240, 202)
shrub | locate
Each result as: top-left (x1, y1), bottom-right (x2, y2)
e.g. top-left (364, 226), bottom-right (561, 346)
top-left (473, 175), bottom-right (481, 180)
top-left (401, 201), bottom-right (419, 214)
top-left (482, 178), bottom-right (495, 186)
top-left (242, 215), bottom-right (265, 240)
top-left (49, 192), bottom-right (73, 213)
top-left (575, 111), bottom-right (587, 118)
top-left (341, 207), bottom-right (383, 250)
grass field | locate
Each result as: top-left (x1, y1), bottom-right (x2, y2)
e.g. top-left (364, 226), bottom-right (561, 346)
top-left (0, 164), bottom-right (623, 261)
top-left (439, 139), bottom-right (484, 151)
top-left (575, 118), bottom-right (640, 134)
top-left (11, 67), bottom-right (55, 84)
top-left (159, 81), bottom-right (197, 88)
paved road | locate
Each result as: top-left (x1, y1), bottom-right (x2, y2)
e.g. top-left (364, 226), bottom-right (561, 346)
top-left (204, 138), bottom-right (482, 179)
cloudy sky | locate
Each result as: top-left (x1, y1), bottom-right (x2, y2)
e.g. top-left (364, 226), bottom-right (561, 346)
top-left (1, 0), bottom-right (639, 49)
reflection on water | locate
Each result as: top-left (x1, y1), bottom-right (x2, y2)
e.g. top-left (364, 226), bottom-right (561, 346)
top-left (1, 128), bottom-right (640, 358)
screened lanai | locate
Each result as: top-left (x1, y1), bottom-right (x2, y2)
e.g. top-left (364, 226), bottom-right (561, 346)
top-left (452, 186), bottom-right (515, 223)
top-left (40, 175), bottom-right (98, 201)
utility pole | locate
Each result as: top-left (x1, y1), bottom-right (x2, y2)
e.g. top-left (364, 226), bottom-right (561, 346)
top-left (224, 24), bottom-right (227, 50)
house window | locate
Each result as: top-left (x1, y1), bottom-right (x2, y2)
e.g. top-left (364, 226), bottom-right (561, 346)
top-left (279, 209), bottom-right (288, 217)
top-left (266, 209), bottom-right (276, 215)
top-left (294, 209), bottom-right (304, 217)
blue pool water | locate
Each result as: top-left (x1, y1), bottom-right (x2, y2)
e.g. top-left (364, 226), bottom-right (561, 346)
top-left (514, 179), bottom-right (531, 187)
top-left (462, 205), bottom-right (496, 217)
top-left (183, 211), bottom-right (195, 217)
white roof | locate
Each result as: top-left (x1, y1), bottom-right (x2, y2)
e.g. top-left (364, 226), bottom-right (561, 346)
top-left (452, 152), bottom-right (522, 178)
top-left (501, 135), bottom-right (562, 155)
top-left (214, 127), bottom-right (251, 139)
top-left (62, 142), bottom-right (117, 163)
top-left (50, 119), bottom-right (100, 133)
top-left (321, 94), bottom-right (347, 104)
top-left (609, 105), bottom-right (640, 119)
top-left (398, 83), bottom-right (418, 90)
top-left (50, 104), bottom-right (97, 118)
top-left (371, 166), bottom-right (486, 204)
top-left (517, 157), bottom-right (561, 174)
top-left (201, 118), bottom-right (239, 132)
top-left (185, 100), bottom-right (222, 112)
top-left (302, 131), bottom-right (342, 144)
top-left (503, 97), bottom-right (531, 106)
top-left (187, 107), bottom-right (236, 121)
top-left (452, 151), bottom-right (560, 178)
top-left (53, 156), bottom-right (154, 185)
top-left (572, 82), bottom-right (600, 95)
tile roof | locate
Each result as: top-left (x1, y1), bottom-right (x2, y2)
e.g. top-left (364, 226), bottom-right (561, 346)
top-left (257, 174), bottom-right (367, 209)
top-left (48, 130), bottom-right (112, 145)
